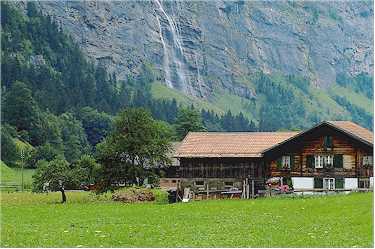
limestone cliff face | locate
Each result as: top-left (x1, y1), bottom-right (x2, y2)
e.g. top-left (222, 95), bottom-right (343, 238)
top-left (30, 0), bottom-right (373, 100)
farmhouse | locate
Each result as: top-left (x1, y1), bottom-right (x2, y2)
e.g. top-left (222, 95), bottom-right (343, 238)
top-left (174, 121), bottom-right (373, 198)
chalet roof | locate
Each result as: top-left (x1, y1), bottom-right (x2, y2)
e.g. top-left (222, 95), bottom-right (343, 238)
top-left (326, 121), bottom-right (373, 145)
top-left (175, 121), bottom-right (373, 158)
top-left (174, 132), bottom-right (299, 158)
top-left (262, 120), bottom-right (373, 155)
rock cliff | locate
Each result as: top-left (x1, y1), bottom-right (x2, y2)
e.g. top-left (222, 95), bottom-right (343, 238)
top-left (28, 0), bottom-right (372, 100)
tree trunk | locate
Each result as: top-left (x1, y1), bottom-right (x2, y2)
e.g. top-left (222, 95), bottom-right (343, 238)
top-left (60, 187), bottom-right (67, 203)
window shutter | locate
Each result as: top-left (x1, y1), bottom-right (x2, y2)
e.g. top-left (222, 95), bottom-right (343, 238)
top-left (335, 178), bottom-right (344, 189)
top-left (276, 158), bottom-right (282, 169)
top-left (314, 178), bottom-right (323, 189)
top-left (323, 136), bottom-right (333, 149)
top-left (323, 136), bottom-right (328, 149)
top-left (328, 136), bottom-right (333, 148)
top-left (290, 156), bottom-right (295, 169)
top-left (334, 154), bottom-right (343, 168)
top-left (284, 177), bottom-right (293, 187)
top-left (306, 155), bottom-right (314, 168)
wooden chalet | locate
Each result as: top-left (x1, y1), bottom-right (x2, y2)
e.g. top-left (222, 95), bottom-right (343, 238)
top-left (174, 121), bottom-right (373, 198)
top-left (263, 121), bottom-right (373, 191)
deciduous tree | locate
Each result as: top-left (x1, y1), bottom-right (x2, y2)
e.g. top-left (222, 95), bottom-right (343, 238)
top-left (32, 158), bottom-right (84, 203)
top-left (95, 108), bottom-right (172, 192)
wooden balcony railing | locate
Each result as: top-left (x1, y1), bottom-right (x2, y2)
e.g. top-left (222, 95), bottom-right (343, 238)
top-left (356, 167), bottom-right (373, 177)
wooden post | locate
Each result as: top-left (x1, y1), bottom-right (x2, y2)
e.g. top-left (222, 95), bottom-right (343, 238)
top-left (176, 181), bottom-right (180, 202)
top-left (244, 179), bottom-right (246, 199)
top-left (251, 180), bottom-right (255, 198)
top-left (206, 181), bottom-right (209, 199)
top-left (246, 178), bottom-right (249, 199)
top-left (20, 149), bottom-right (25, 192)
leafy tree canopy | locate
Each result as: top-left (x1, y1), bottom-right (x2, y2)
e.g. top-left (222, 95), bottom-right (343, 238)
top-left (95, 108), bottom-right (173, 192)
top-left (32, 158), bottom-right (85, 202)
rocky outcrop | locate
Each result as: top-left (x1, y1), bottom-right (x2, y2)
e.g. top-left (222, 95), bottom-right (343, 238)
top-left (29, 0), bottom-right (373, 99)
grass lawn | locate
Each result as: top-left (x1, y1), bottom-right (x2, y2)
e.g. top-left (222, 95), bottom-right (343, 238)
top-left (1, 191), bottom-right (373, 247)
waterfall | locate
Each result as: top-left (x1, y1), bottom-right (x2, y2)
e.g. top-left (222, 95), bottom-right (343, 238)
top-left (155, 15), bottom-right (173, 88)
top-left (154, 0), bottom-right (184, 57)
top-left (154, 0), bottom-right (191, 94)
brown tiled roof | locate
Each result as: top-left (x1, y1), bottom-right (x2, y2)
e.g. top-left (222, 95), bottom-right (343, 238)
top-left (327, 121), bottom-right (373, 145)
top-left (175, 132), bottom-right (299, 158)
top-left (170, 142), bottom-right (181, 166)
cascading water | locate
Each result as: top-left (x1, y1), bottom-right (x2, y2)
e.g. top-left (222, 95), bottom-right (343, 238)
top-left (154, 0), bottom-right (192, 94)
top-left (155, 15), bottom-right (173, 88)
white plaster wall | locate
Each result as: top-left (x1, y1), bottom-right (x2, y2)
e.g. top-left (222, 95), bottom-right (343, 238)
top-left (370, 177), bottom-right (374, 188)
top-left (291, 177), bottom-right (314, 189)
top-left (344, 178), bottom-right (358, 190)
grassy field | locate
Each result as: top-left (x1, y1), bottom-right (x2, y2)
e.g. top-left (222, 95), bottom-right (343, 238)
top-left (1, 192), bottom-right (373, 247)
top-left (0, 161), bottom-right (35, 190)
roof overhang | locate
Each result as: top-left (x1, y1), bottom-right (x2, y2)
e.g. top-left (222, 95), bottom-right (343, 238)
top-left (174, 153), bottom-right (263, 158)
top-left (262, 121), bottom-right (373, 156)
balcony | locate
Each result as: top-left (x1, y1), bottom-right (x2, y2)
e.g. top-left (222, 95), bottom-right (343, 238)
top-left (357, 167), bottom-right (373, 178)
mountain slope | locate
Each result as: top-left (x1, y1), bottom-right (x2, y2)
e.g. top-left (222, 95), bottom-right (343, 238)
top-left (17, 0), bottom-right (374, 130)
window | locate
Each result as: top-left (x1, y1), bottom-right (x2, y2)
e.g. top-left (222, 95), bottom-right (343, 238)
top-left (323, 178), bottom-right (335, 190)
top-left (324, 155), bottom-right (334, 167)
top-left (323, 136), bottom-right (333, 149)
top-left (363, 156), bottom-right (373, 167)
top-left (314, 155), bottom-right (334, 168)
top-left (282, 156), bottom-right (291, 168)
top-left (172, 180), bottom-right (177, 183)
top-left (314, 155), bottom-right (323, 168)
top-left (359, 178), bottom-right (370, 189)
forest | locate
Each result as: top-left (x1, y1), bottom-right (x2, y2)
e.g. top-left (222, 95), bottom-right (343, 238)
top-left (1, 2), bottom-right (256, 171)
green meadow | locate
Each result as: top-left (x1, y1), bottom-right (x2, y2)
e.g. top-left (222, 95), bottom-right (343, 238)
top-left (0, 161), bottom-right (35, 191)
top-left (1, 192), bottom-right (373, 247)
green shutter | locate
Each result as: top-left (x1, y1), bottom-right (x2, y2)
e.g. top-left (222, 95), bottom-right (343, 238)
top-left (323, 136), bottom-right (333, 149)
top-left (306, 155), bottom-right (314, 168)
top-left (335, 178), bottom-right (344, 189)
top-left (284, 177), bottom-right (293, 187)
top-left (276, 157), bottom-right (282, 169)
top-left (328, 136), bottom-right (333, 148)
top-left (323, 136), bottom-right (328, 149)
top-left (314, 178), bottom-right (323, 188)
top-left (334, 154), bottom-right (343, 168)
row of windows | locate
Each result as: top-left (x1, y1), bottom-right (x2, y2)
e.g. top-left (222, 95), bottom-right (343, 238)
top-left (278, 155), bottom-right (373, 169)
top-left (314, 178), bottom-right (343, 189)
top-left (313, 178), bottom-right (371, 190)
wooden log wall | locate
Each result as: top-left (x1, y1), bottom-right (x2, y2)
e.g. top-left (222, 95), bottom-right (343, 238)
top-left (179, 157), bottom-right (265, 179)
top-left (267, 129), bottom-right (373, 178)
